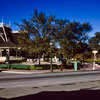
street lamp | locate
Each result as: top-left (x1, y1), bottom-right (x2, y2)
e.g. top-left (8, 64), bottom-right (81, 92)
top-left (92, 50), bottom-right (98, 70)
top-left (50, 42), bottom-right (53, 72)
top-left (18, 47), bottom-right (21, 57)
top-left (6, 52), bottom-right (9, 70)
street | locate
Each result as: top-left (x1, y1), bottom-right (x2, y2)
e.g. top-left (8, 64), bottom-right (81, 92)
top-left (0, 71), bottom-right (100, 99)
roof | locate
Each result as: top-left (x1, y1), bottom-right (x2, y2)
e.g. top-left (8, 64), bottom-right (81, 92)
top-left (12, 31), bottom-right (19, 33)
top-left (0, 41), bottom-right (17, 48)
top-left (0, 22), bottom-right (19, 48)
top-left (12, 33), bottom-right (20, 45)
top-left (0, 22), bottom-right (10, 28)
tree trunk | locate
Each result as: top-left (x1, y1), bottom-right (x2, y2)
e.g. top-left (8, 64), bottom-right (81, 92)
top-left (43, 53), bottom-right (45, 61)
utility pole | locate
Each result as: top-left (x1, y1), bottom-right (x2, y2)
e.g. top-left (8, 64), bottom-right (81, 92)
top-left (92, 50), bottom-right (98, 70)
top-left (50, 42), bottom-right (53, 72)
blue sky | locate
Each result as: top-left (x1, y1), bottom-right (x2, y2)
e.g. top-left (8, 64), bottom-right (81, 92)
top-left (0, 0), bottom-right (100, 37)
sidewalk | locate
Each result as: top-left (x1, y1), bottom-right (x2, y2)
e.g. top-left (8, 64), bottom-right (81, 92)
top-left (1, 68), bottom-right (100, 74)
top-left (1, 69), bottom-right (75, 74)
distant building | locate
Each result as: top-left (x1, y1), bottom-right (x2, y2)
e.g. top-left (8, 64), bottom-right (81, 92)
top-left (0, 22), bottom-right (23, 63)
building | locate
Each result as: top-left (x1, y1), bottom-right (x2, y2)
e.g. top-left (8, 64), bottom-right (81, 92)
top-left (0, 21), bottom-right (23, 63)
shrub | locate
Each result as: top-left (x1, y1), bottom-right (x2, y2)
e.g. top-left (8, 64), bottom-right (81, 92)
top-left (0, 64), bottom-right (8, 69)
top-left (84, 59), bottom-right (100, 62)
top-left (29, 65), bottom-right (35, 70)
top-left (11, 64), bottom-right (30, 70)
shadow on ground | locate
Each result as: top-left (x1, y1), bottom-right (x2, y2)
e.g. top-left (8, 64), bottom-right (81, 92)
top-left (1, 90), bottom-right (100, 100)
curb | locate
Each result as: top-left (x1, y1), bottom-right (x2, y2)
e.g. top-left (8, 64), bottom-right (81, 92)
top-left (1, 71), bottom-right (50, 74)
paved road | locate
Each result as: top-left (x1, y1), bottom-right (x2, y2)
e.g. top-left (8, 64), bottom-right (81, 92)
top-left (0, 71), bottom-right (100, 88)
top-left (1, 71), bottom-right (100, 99)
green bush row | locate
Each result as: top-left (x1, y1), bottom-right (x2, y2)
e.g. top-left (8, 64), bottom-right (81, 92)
top-left (0, 64), bottom-right (60, 70)
top-left (11, 64), bottom-right (30, 70)
top-left (72, 59), bottom-right (100, 62)
top-left (32, 65), bottom-right (60, 70)
top-left (0, 64), bottom-right (30, 69)
top-left (84, 59), bottom-right (100, 62)
top-left (0, 64), bottom-right (8, 69)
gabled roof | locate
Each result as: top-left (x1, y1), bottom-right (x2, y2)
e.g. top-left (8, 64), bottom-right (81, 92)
top-left (0, 22), bottom-right (19, 48)
top-left (12, 33), bottom-right (19, 45)
top-left (0, 41), bottom-right (17, 48)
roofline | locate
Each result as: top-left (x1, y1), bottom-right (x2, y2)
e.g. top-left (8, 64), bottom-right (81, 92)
top-left (0, 22), bottom-right (10, 28)
top-left (0, 47), bottom-right (17, 49)
top-left (12, 31), bottom-right (20, 33)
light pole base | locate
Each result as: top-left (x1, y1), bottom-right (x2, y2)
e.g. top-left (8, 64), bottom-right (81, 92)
top-left (93, 62), bottom-right (95, 70)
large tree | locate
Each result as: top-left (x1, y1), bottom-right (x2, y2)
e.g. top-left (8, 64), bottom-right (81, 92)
top-left (55, 21), bottom-right (92, 58)
top-left (17, 9), bottom-right (92, 62)
top-left (17, 9), bottom-right (57, 65)
top-left (89, 32), bottom-right (100, 51)
top-left (89, 32), bottom-right (100, 59)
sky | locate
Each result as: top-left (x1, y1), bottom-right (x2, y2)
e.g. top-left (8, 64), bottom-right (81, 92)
top-left (0, 0), bottom-right (100, 37)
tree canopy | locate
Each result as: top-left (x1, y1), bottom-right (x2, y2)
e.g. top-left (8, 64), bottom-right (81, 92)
top-left (17, 9), bottom-right (92, 59)
top-left (89, 32), bottom-right (100, 51)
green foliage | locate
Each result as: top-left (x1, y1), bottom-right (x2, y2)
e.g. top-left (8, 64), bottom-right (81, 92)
top-left (89, 32), bottom-right (100, 51)
top-left (72, 59), bottom-right (82, 62)
top-left (16, 9), bottom-right (92, 60)
top-left (73, 59), bottom-right (100, 62)
top-left (29, 65), bottom-right (35, 70)
top-left (0, 64), bottom-right (8, 69)
top-left (84, 59), bottom-right (100, 62)
top-left (17, 9), bottom-right (58, 63)
top-left (56, 21), bottom-right (92, 58)
top-left (33, 65), bottom-right (60, 70)
top-left (34, 66), bottom-right (43, 70)
top-left (11, 64), bottom-right (30, 70)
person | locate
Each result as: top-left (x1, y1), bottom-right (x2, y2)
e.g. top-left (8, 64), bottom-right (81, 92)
top-left (59, 52), bottom-right (63, 61)
top-left (62, 58), bottom-right (66, 68)
top-left (59, 53), bottom-right (66, 71)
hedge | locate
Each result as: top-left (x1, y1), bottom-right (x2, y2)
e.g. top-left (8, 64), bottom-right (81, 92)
top-left (0, 64), bottom-right (8, 69)
top-left (33, 64), bottom-right (60, 70)
top-left (72, 59), bottom-right (100, 62)
top-left (84, 59), bottom-right (100, 62)
top-left (0, 64), bottom-right (61, 70)
top-left (11, 64), bottom-right (30, 70)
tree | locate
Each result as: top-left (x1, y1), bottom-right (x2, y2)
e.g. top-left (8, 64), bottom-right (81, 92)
top-left (89, 32), bottom-right (100, 59)
top-left (17, 9), bottom-right (92, 63)
top-left (55, 21), bottom-right (92, 58)
top-left (17, 9), bottom-right (57, 65)
top-left (89, 32), bottom-right (100, 51)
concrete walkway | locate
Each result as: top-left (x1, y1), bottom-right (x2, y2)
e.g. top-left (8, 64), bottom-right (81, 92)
top-left (1, 69), bottom-right (75, 74)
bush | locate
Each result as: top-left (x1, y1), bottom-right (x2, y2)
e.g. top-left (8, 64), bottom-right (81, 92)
top-left (33, 64), bottom-right (60, 70)
top-left (84, 59), bottom-right (100, 62)
top-left (29, 65), bottom-right (35, 70)
top-left (0, 64), bottom-right (8, 69)
top-left (72, 59), bottom-right (82, 62)
top-left (34, 65), bottom-right (49, 70)
top-left (65, 63), bottom-right (74, 69)
top-left (11, 64), bottom-right (30, 70)
top-left (0, 64), bottom-right (61, 70)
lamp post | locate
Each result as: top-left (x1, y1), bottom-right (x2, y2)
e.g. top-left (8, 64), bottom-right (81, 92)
top-left (6, 51), bottom-right (9, 70)
top-left (92, 50), bottom-right (98, 70)
top-left (50, 42), bottom-right (53, 72)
